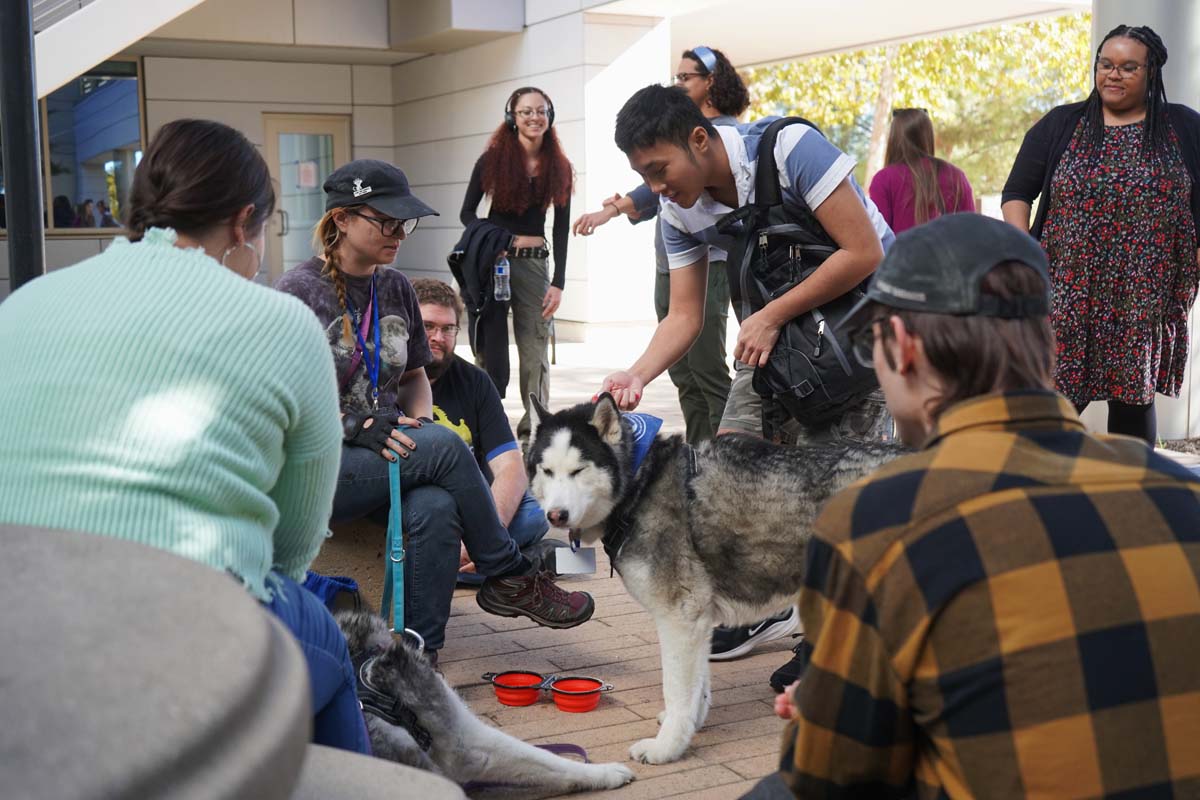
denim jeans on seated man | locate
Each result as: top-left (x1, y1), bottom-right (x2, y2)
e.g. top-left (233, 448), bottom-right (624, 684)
top-left (457, 489), bottom-right (549, 586)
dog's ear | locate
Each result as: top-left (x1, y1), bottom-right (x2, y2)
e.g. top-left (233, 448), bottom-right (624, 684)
top-left (529, 394), bottom-right (549, 439)
top-left (591, 393), bottom-right (623, 445)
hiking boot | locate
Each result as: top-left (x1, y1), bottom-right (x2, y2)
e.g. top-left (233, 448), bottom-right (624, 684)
top-left (710, 607), bottom-right (800, 661)
top-left (476, 569), bottom-right (594, 629)
top-left (459, 539), bottom-right (566, 587)
top-left (769, 636), bottom-right (809, 694)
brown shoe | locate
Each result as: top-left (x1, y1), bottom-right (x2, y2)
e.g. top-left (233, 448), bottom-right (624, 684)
top-left (476, 569), bottom-right (594, 628)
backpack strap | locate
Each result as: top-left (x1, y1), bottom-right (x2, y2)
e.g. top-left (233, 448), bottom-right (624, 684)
top-left (752, 116), bottom-right (826, 210)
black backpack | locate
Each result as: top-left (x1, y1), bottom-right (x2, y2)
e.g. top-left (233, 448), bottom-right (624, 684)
top-left (716, 117), bottom-right (879, 428)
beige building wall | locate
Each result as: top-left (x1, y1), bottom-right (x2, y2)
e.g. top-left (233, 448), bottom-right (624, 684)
top-left (391, 3), bottom-right (658, 326)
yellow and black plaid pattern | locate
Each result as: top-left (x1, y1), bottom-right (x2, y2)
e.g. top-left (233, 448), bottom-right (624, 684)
top-left (780, 391), bottom-right (1200, 799)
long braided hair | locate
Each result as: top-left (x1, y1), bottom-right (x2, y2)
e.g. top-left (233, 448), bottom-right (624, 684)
top-left (312, 207), bottom-right (363, 347)
top-left (1084, 25), bottom-right (1171, 160)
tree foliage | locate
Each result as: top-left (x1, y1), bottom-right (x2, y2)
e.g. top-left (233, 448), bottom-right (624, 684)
top-left (742, 12), bottom-right (1093, 195)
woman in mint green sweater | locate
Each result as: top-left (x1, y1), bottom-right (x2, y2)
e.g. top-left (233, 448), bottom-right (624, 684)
top-left (0, 119), bottom-right (368, 754)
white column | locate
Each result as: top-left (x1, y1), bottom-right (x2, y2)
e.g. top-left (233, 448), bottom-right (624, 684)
top-left (1086, 1), bottom-right (1200, 438)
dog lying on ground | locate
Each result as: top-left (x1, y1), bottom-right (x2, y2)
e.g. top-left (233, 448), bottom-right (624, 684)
top-left (526, 394), bottom-right (902, 765)
top-left (335, 611), bottom-right (635, 796)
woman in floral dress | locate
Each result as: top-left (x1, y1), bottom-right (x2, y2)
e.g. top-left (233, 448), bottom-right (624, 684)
top-left (1002, 24), bottom-right (1200, 443)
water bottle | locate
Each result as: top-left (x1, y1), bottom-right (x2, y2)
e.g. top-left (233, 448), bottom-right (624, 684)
top-left (494, 255), bottom-right (512, 301)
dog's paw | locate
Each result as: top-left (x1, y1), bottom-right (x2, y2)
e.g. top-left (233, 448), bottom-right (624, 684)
top-left (629, 736), bottom-right (686, 764)
top-left (657, 709), bottom-right (667, 725)
top-left (589, 762), bottom-right (636, 788)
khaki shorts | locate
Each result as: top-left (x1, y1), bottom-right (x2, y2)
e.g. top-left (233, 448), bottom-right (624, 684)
top-left (717, 360), bottom-right (762, 436)
top-left (719, 356), bottom-right (893, 443)
top-left (763, 389), bottom-right (892, 446)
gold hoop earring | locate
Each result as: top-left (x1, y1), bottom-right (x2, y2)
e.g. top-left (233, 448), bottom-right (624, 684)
top-left (221, 241), bottom-right (262, 275)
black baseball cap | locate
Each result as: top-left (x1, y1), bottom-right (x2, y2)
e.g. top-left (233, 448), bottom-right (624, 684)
top-left (842, 213), bottom-right (1049, 330)
top-left (323, 159), bottom-right (439, 220)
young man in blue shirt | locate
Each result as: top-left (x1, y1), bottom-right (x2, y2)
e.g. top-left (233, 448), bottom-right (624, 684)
top-left (602, 84), bottom-right (894, 669)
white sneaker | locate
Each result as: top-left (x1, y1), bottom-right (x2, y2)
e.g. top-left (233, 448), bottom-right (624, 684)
top-left (709, 606), bottom-right (800, 662)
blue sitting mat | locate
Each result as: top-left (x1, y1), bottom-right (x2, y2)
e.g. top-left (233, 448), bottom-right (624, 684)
top-left (303, 570), bottom-right (361, 612)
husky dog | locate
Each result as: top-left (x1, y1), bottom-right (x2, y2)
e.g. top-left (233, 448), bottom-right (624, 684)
top-left (335, 611), bottom-right (636, 796)
top-left (526, 394), bottom-right (902, 765)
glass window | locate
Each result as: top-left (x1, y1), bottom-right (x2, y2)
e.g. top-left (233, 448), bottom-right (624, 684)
top-left (44, 59), bottom-right (142, 232)
top-left (0, 126), bottom-right (6, 230)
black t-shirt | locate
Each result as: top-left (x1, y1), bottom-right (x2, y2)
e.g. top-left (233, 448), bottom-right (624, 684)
top-left (430, 354), bottom-right (518, 484)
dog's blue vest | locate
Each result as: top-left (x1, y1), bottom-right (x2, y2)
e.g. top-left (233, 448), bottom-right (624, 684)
top-left (626, 413), bottom-right (663, 475)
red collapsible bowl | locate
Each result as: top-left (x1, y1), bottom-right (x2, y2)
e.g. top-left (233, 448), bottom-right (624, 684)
top-left (487, 672), bottom-right (545, 706)
top-left (549, 677), bottom-right (609, 713)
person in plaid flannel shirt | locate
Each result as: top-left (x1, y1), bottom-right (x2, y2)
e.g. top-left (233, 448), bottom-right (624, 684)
top-left (762, 213), bottom-right (1200, 799)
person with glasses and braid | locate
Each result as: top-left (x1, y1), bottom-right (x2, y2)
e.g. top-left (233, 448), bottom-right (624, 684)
top-left (277, 160), bottom-right (594, 667)
top-left (461, 87), bottom-right (574, 443)
top-left (1002, 24), bottom-right (1200, 444)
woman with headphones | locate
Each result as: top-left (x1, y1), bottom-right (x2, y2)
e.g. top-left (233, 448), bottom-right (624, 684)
top-left (460, 87), bottom-right (574, 441)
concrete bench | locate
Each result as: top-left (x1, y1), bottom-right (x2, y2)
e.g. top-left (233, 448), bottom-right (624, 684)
top-left (0, 525), bottom-right (309, 800)
top-left (0, 524), bottom-right (467, 800)
top-left (292, 745), bottom-right (464, 799)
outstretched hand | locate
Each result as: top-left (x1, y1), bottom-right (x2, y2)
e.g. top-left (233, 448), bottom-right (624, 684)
top-left (599, 370), bottom-right (645, 411)
top-left (572, 193), bottom-right (622, 236)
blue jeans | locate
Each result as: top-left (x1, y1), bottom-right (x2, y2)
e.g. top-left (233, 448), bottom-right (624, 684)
top-left (331, 424), bottom-right (526, 651)
top-left (263, 571), bottom-right (371, 755)
top-left (508, 490), bottom-right (550, 548)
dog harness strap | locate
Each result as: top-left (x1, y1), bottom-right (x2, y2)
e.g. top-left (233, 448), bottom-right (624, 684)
top-left (355, 656), bottom-right (433, 752)
top-left (604, 441), bottom-right (700, 573)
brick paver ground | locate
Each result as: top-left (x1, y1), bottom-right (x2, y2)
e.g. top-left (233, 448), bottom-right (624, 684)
top-left (441, 546), bottom-right (792, 800)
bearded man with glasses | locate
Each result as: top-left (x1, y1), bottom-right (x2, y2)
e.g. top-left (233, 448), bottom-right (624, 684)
top-left (412, 278), bottom-right (555, 586)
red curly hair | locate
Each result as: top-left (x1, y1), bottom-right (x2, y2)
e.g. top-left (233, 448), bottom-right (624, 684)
top-left (480, 88), bottom-right (574, 214)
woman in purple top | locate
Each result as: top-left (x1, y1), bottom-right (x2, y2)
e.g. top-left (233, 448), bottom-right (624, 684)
top-left (869, 108), bottom-right (974, 234)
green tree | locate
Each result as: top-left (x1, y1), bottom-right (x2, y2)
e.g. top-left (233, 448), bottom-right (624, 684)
top-left (742, 12), bottom-right (1093, 195)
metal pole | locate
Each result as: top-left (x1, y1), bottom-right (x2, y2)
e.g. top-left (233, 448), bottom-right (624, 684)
top-left (0, 0), bottom-right (46, 290)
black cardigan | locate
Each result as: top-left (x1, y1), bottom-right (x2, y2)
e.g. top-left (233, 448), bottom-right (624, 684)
top-left (1002, 100), bottom-right (1200, 242)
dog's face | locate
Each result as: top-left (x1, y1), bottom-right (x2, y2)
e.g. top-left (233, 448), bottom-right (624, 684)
top-left (527, 395), bottom-right (625, 539)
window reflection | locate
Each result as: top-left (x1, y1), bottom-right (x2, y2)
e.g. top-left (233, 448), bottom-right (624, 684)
top-left (45, 60), bottom-right (142, 231)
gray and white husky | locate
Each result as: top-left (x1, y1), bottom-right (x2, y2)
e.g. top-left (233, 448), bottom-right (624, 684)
top-left (335, 611), bottom-right (636, 796)
top-left (526, 394), bottom-right (901, 765)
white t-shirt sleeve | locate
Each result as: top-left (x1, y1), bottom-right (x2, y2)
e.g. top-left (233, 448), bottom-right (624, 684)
top-left (775, 125), bottom-right (856, 211)
top-left (660, 207), bottom-right (707, 269)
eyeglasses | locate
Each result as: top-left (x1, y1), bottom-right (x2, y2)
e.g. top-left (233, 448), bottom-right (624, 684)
top-left (423, 322), bottom-right (460, 339)
top-left (1096, 59), bottom-right (1145, 78)
top-left (346, 209), bottom-right (418, 237)
top-left (849, 318), bottom-right (888, 369)
top-left (515, 107), bottom-right (550, 119)
top-left (674, 72), bottom-right (705, 84)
